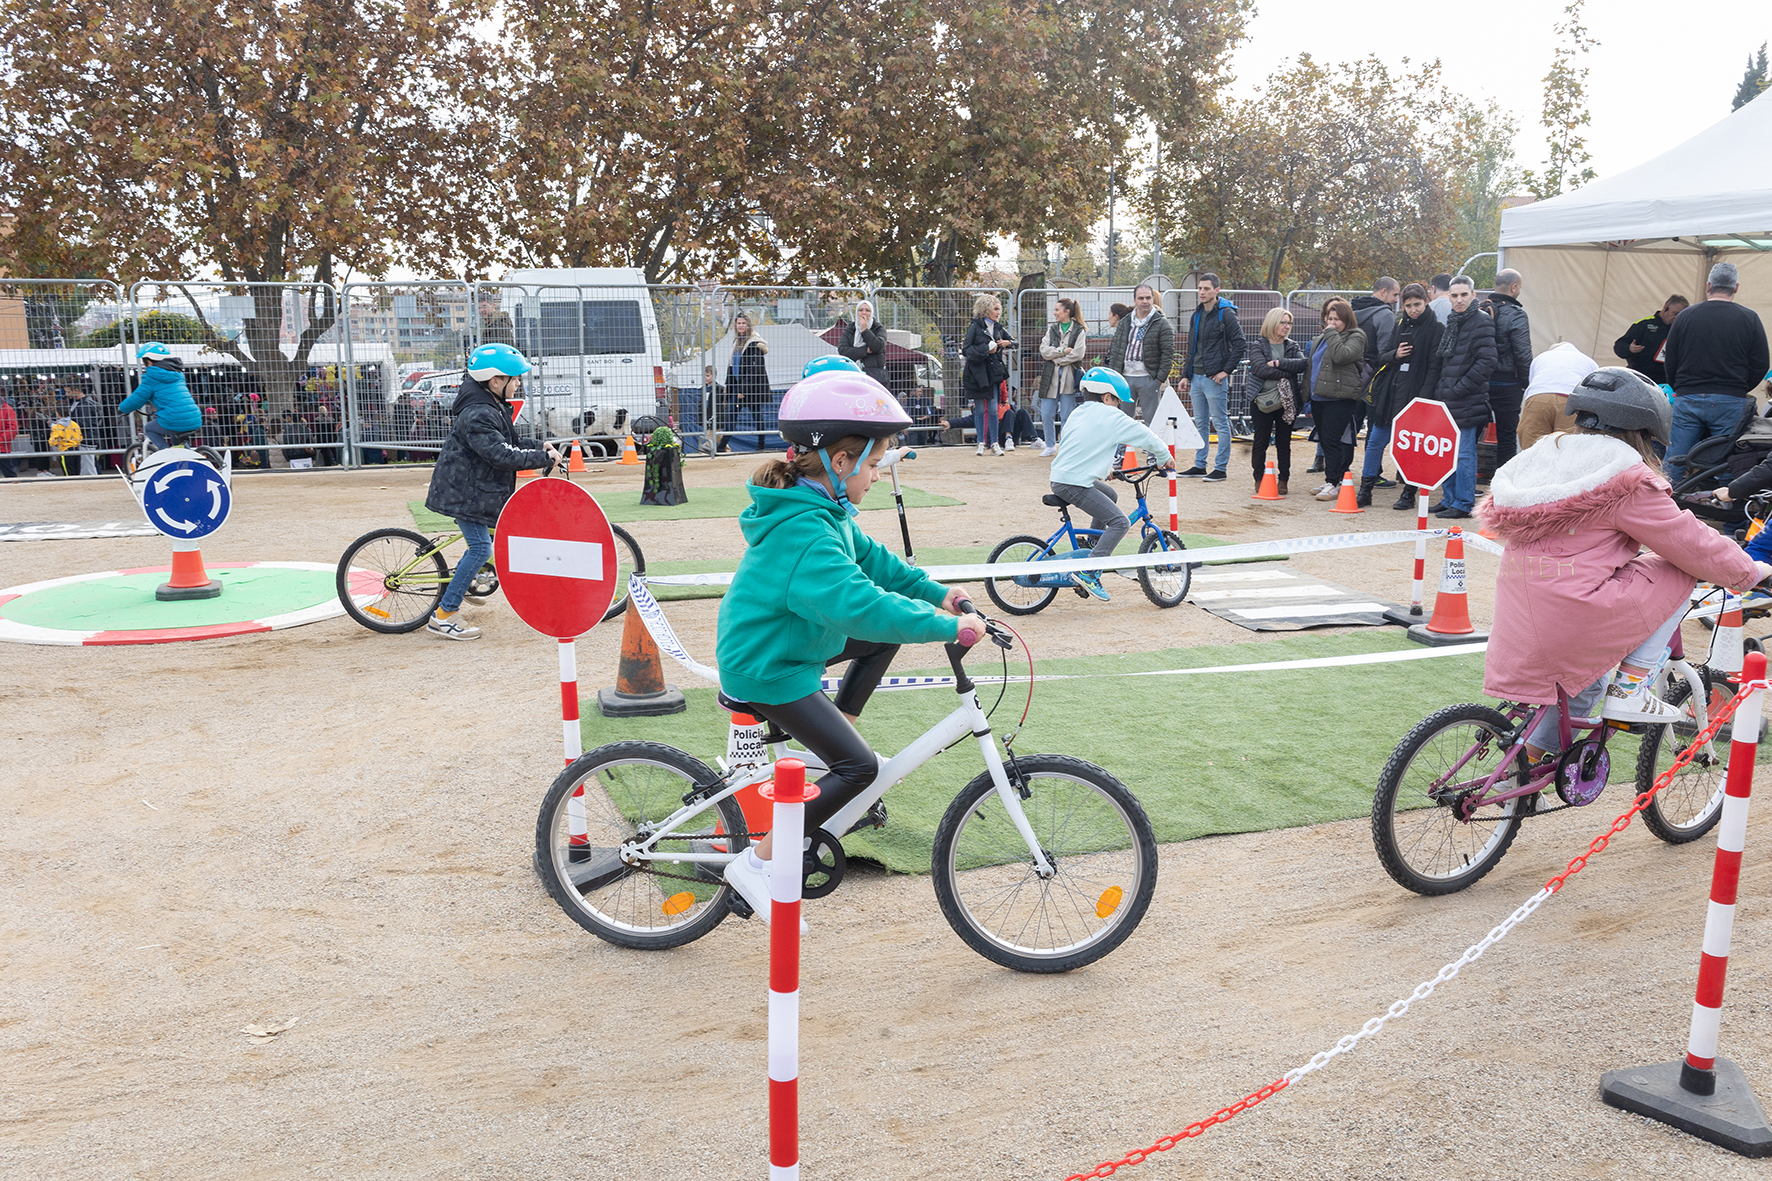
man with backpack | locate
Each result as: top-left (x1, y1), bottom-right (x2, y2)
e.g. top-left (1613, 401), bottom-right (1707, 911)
top-left (1483, 269), bottom-right (1533, 472)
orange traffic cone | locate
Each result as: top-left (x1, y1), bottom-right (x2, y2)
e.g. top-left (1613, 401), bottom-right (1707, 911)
top-left (619, 434), bottom-right (641, 465)
top-left (1407, 527), bottom-right (1488, 646)
top-left (1708, 591), bottom-right (1746, 675)
top-left (1329, 472), bottom-right (1362, 513)
top-left (568, 439), bottom-right (588, 473)
top-left (1252, 457), bottom-right (1282, 501)
top-left (157, 541), bottom-right (222, 601)
top-left (596, 604), bottom-right (686, 716)
top-left (1122, 446), bottom-right (1140, 471)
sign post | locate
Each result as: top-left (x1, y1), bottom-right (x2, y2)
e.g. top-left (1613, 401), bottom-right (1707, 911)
top-left (1152, 386), bottom-right (1203, 533)
top-left (130, 449), bottom-right (233, 601)
top-left (1385, 398), bottom-right (1461, 627)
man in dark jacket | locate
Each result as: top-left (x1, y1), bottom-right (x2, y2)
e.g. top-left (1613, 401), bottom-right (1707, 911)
top-left (1483, 269), bottom-right (1533, 471)
top-left (64, 385), bottom-right (105, 475)
top-left (837, 300), bottom-right (889, 389)
top-left (1106, 283), bottom-right (1176, 430)
top-left (1350, 278), bottom-right (1399, 376)
top-left (1663, 263), bottom-right (1771, 483)
top-left (1613, 295), bottom-right (1688, 385)
top-left (1422, 276), bottom-right (1496, 518)
top-left (1175, 274), bottom-right (1242, 479)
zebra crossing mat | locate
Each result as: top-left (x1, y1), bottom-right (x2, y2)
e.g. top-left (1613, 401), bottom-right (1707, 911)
top-left (1185, 567), bottom-right (1406, 632)
top-left (0, 520), bottom-right (158, 541)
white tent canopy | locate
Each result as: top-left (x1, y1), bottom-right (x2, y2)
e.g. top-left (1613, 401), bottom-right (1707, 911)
top-left (1500, 90), bottom-right (1772, 363)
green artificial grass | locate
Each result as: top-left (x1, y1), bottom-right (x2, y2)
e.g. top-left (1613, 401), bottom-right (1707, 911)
top-left (579, 630), bottom-right (1604, 875)
top-left (409, 486), bottom-right (961, 532)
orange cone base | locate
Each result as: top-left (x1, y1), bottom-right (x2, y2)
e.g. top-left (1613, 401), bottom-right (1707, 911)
top-left (1407, 621), bottom-right (1489, 647)
top-left (1330, 474), bottom-right (1363, 513)
top-left (157, 549), bottom-right (223, 600)
top-left (1253, 460), bottom-right (1282, 501)
top-left (157, 578), bottom-right (222, 601)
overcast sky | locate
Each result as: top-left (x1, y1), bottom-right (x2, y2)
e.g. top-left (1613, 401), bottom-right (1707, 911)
top-left (1228, 0), bottom-right (1769, 182)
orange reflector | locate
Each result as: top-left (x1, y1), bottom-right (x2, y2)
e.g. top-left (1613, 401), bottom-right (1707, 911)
top-left (1095, 886), bottom-right (1124, 919)
top-left (662, 892), bottom-right (696, 917)
top-left (365, 605), bottom-right (390, 618)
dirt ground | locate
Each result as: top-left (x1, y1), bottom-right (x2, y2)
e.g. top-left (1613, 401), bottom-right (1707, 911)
top-left (3, 447), bottom-right (1770, 1180)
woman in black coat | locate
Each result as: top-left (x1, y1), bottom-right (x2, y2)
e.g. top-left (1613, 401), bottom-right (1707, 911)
top-left (1365, 283), bottom-right (1445, 508)
top-left (1247, 308), bottom-right (1308, 494)
top-left (838, 299), bottom-right (889, 388)
top-left (960, 292), bottom-right (1014, 455)
top-left (720, 312), bottom-right (772, 452)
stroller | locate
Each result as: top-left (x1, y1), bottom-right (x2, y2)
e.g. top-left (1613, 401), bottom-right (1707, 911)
top-left (1670, 397), bottom-right (1772, 529)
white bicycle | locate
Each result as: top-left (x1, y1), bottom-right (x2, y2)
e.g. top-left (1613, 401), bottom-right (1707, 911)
top-left (534, 599), bottom-right (1157, 972)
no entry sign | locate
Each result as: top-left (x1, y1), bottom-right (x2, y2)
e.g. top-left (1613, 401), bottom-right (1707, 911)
top-left (1390, 398), bottom-right (1461, 491)
top-left (494, 478), bottom-right (618, 639)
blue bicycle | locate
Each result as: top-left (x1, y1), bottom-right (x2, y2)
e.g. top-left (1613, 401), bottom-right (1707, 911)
top-left (984, 463), bottom-right (1192, 614)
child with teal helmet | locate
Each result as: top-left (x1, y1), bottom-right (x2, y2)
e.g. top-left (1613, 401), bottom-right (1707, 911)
top-left (118, 342), bottom-right (203, 444)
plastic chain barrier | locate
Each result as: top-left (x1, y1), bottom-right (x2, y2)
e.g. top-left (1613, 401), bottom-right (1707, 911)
top-left (640, 527), bottom-right (1504, 588)
top-left (1064, 673), bottom-right (1759, 1181)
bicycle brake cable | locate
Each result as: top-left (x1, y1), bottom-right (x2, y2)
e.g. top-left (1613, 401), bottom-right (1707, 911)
top-left (988, 618), bottom-right (1036, 749)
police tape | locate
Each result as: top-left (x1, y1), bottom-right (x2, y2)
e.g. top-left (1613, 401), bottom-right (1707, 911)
top-left (639, 526), bottom-right (1505, 588)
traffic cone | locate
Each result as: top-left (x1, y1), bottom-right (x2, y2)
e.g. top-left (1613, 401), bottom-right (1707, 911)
top-left (568, 439), bottom-right (588, 473)
top-left (1122, 446), bottom-right (1140, 471)
top-left (1252, 457), bottom-right (1282, 501)
top-left (1329, 472), bottom-right (1362, 513)
top-left (157, 540), bottom-right (222, 601)
top-left (1709, 591), bottom-right (1745, 675)
top-left (597, 604), bottom-right (686, 717)
top-left (1407, 527), bottom-right (1488, 646)
top-left (619, 434), bottom-right (641, 465)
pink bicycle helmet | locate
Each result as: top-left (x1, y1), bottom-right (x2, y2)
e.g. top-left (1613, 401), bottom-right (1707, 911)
top-left (776, 370), bottom-right (912, 449)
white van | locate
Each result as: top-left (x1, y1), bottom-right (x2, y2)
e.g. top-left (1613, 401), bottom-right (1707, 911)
top-left (495, 267), bottom-right (665, 449)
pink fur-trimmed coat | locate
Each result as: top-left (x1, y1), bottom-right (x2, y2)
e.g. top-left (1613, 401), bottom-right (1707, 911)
top-left (1477, 433), bottom-right (1761, 704)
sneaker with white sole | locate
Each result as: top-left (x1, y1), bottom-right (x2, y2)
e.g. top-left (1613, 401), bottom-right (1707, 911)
top-left (1004, 438), bottom-right (1015, 452)
top-left (1073, 572), bottom-right (1111, 601)
top-left (722, 849), bottom-right (808, 933)
top-left (976, 443), bottom-right (985, 456)
top-left (992, 443), bottom-right (1004, 456)
top-left (426, 612), bottom-right (481, 640)
top-left (1039, 444), bottom-right (1056, 457)
top-left (1599, 679), bottom-right (1683, 724)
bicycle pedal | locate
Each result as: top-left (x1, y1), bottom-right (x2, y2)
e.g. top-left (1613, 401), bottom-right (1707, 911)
top-left (843, 801), bottom-right (888, 835)
top-left (726, 892), bottom-right (755, 920)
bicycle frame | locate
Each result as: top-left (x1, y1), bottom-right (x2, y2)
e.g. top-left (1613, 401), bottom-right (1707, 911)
top-left (1045, 470), bottom-right (1169, 554)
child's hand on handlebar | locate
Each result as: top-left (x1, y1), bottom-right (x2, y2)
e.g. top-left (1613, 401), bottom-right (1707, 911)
top-left (545, 444), bottom-right (563, 464)
top-left (941, 587), bottom-right (971, 616)
top-left (955, 613), bottom-right (988, 645)
top-left (1713, 488), bottom-right (1734, 504)
top-left (1755, 562), bottom-right (1772, 588)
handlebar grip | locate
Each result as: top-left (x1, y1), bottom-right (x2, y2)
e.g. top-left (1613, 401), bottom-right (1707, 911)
top-left (954, 598), bottom-right (977, 616)
top-left (959, 627), bottom-right (980, 646)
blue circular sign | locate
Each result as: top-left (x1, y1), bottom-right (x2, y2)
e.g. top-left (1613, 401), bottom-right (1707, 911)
top-left (140, 460), bottom-right (232, 540)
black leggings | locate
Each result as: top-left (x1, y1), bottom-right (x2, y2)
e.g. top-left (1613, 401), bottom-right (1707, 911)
top-left (748, 638), bottom-right (896, 834)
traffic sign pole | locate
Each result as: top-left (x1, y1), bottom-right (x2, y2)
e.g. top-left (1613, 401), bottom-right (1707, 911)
top-left (1410, 488), bottom-right (1430, 616)
top-left (559, 637), bottom-right (582, 765)
top-left (1385, 399), bottom-right (1461, 628)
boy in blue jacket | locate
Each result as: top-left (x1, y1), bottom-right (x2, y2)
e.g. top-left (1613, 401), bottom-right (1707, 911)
top-left (117, 342), bottom-right (203, 447)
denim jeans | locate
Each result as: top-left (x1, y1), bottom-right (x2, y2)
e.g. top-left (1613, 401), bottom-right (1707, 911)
top-left (439, 519), bottom-right (494, 613)
top-left (1666, 392), bottom-right (1750, 484)
top-left (1361, 421), bottom-right (1391, 480)
top-left (1039, 394), bottom-right (1076, 447)
top-left (972, 396), bottom-right (998, 447)
top-left (1050, 479), bottom-right (1130, 556)
top-left (1442, 427), bottom-right (1481, 511)
top-left (1190, 374), bottom-right (1230, 471)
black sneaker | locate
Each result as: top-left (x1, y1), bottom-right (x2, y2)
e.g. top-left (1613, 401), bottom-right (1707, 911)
top-left (1203, 469), bottom-right (1227, 482)
top-left (1433, 507), bottom-right (1472, 519)
top-left (1176, 466), bottom-right (1207, 477)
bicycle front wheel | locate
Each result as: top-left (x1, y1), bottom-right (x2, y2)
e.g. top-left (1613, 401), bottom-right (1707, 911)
top-left (602, 523), bottom-right (644, 622)
top-left (932, 754), bottom-right (1156, 972)
top-left (335, 527), bottom-right (448, 633)
top-left (1637, 668), bottom-right (1731, 844)
top-left (1136, 530), bottom-right (1191, 608)
top-left (1372, 703), bottom-right (1531, 895)
top-left (984, 534), bottom-right (1060, 616)
top-left (536, 741), bottom-right (743, 949)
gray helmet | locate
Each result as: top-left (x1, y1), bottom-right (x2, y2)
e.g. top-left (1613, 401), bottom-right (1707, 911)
top-left (1566, 366), bottom-right (1672, 445)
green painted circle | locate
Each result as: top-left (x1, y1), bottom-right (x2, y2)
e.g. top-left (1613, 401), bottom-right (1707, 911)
top-left (4, 567), bottom-right (336, 630)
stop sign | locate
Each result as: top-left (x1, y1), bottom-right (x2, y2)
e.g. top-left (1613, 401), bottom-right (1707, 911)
top-left (493, 479), bottom-right (618, 639)
top-left (1390, 398), bottom-right (1461, 490)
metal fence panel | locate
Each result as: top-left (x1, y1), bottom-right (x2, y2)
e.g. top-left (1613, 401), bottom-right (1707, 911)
top-left (701, 286), bottom-right (870, 452)
top-left (340, 280), bottom-right (475, 465)
top-left (0, 279), bottom-right (128, 474)
top-left (874, 287), bottom-right (1011, 446)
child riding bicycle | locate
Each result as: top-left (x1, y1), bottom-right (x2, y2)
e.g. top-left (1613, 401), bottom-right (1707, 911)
top-left (715, 370), bottom-right (983, 925)
top-left (118, 342), bottom-right (203, 448)
top-left (1047, 366), bottom-right (1179, 602)
top-left (1478, 366), bottom-right (1772, 762)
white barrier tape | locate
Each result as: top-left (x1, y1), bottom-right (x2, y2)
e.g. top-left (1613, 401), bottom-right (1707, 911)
top-left (640, 527), bottom-right (1503, 588)
top-left (628, 575), bottom-right (722, 685)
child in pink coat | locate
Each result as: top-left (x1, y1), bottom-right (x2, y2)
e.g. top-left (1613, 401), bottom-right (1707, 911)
top-left (1478, 368), bottom-right (1772, 760)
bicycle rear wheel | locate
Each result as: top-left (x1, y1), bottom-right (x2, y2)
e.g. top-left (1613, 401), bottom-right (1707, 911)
top-left (602, 523), bottom-right (644, 622)
top-left (1372, 703), bottom-right (1531, 895)
top-left (1637, 669), bottom-right (1730, 844)
top-left (1136, 530), bottom-right (1191, 608)
top-left (336, 527), bottom-right (448, 633)
top-left (536, 741), bottom-right (743, 949)
top-left (932, 754), bottom-right (1156, 972)
top-left (984, 534), bottom-right (1060, 616)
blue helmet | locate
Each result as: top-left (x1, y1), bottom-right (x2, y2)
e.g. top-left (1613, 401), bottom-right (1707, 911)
top-left (1079, 366), bottom-right (1131, 401)
top-left (136, 342), bottom-right (174, 361)
top-left (803, 355), bottom-right (863, 379)
top-left (467, 343), bottom-right (531, 381)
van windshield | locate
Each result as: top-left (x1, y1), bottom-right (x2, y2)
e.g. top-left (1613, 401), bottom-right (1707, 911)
top-left (515, 300), bottom-right (646, 357)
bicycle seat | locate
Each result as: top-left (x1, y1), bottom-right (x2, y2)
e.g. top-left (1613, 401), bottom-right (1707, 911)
top-left (716, 690), bottom-right (756, 715)
top-left (1041, 494), bottom-right (1067, 508)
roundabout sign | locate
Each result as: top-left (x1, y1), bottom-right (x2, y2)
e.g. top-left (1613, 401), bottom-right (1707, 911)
top-left (139, 459), bottom-right (232, 539)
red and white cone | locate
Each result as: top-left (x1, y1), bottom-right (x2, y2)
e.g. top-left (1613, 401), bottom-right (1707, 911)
top-left (1407, 527), bottom-right (1488, 647)
top-left (1709, 590), bottom-right (1746, 676)
top-left (156, 539), bottom-right (222, 601)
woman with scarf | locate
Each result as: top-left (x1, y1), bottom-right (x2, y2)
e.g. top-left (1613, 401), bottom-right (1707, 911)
top-left (1363, 283), bottom-right (1444, 508)
top-left (838, 299), bottom-right (889, 388)
top-left (720, 312), bottom-right (771, 452)
top-left (1247, 308), bottom-right (1307, 494)
top-left (1304, 299), bottom-right (1367, 501)
top-left (961, 293), bottom-right (1014, 456)
top-left (1036, 297), bottom-right (1089, 457)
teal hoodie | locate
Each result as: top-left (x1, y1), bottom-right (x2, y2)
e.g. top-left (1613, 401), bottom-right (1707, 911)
top-left (716, 482), bottom-right (957, 705)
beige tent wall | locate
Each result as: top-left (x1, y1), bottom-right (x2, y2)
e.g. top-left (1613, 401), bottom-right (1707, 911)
top-left (1508, 242), bottom-right (1772, 368)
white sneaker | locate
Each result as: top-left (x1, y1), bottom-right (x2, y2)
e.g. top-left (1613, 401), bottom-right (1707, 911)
top-left (976, 444), bottom-right (985, 456)
top-left (721, 849), bottom-right (808, 933)
top-left (426, 612), bottom-right (481, 640)
top-left (1004, 438), bottom-right (1015, 452)
top-left (1599, 679), bottom-right (1683, 724)
top-left (1039, 444), bottom-right (1056, 457)
top-left (992, 443), bottom-right (1004, 456)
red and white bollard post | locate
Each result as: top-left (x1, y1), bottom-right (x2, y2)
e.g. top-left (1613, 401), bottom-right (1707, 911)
top-left (1600, 649), bottom-right (1772, 1156)
top-left (759, 757), bottom-right (816, 1180)
top-left (1381, 486), bottom-right (1434, 628)
top-left (1167, 443), bottom-right (1179, 533)
top-left (560, 638), bottom-right (590, 862)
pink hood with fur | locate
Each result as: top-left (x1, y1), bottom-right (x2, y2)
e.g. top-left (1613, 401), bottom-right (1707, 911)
top-left (1477, 433), bottom-right (1759, 703)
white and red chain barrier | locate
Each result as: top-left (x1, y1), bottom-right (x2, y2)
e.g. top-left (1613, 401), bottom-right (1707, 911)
top-left (760, 757), bottom-right (815, 1181)
top-left (1062, 661), bottom-right (1767, 1180)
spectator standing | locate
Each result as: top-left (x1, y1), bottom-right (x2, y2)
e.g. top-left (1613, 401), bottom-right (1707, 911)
top-left (1613, 295), bottom-right (1689, 386)
top-left (699, 365), bottom-right (724, 454)
top-left (477, 296), bottom-right (516, 346)
top-left (1246, 308), bottom-right (1307, 494)
top-left (64, 385), bottom-right (103, 475)
top-left (1106, 303), bottom-right (1130, 335)
top-left (723, 312), bottom-right (771, 453)
top-left (1106, 284), bottom-right (1176, 427)
top-left (1350, 277), bottom-right (1399, 381)
top-left (1483, 269), bottom-right (1534, 472)
top-left (1036, 296), bottom-right (1090, 456)
top-left (1428, 274), bottom-right (1454, 324)
top-left (1367, 284), bottom-right (1444, 508)
top-left (1422, 276), bottom-right (1497, 518)
top-left (1304, 298), bottom-right (1367, 501)
top-left (1176, 274), bottom-right (1244, 481)
top-left (961, 293), bottom-right (1014, 456)
top-left (1663, 262), bottom-right (1771, 483)
top-left (0, 390), bottom-right (17, 478)
top-left (838, 300), bottom-right (889, 388)
top-left (1516, 341), bottom-right (1599, 450)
